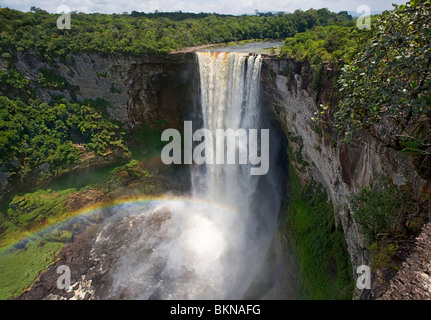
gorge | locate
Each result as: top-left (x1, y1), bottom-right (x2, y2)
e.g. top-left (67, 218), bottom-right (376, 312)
top-left (3, 48), bottom-right (353, 300)
top-left (79, 51), bottom-right (286, 299)
top-left (1, 34), bottom-right (430, 300)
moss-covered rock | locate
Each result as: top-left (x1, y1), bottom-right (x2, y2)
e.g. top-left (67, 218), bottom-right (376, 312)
top-left (41, 229), bottom-right (73, 244)
top-left (283, 162), bottom-right (354, 299)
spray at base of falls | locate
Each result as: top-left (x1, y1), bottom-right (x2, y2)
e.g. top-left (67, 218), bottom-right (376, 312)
top-left (92, 52), bottom-right (283, 299)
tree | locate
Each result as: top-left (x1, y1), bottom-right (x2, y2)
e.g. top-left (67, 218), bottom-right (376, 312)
top-left (30, 6), bottom-right (42, 13)
top-left (332, 0), bottom-right (430, 162)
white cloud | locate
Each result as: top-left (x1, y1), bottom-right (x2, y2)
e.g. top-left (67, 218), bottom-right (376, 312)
top-left (0, 0), bottom-right (406, 14)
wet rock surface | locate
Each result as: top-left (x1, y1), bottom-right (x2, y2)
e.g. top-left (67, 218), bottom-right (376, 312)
top-left (17, 207), bottom-right (173, 300)
top-left (261, 56), bottom-right (431, 298)
top-left (17, 201), bottom-right (227, 300)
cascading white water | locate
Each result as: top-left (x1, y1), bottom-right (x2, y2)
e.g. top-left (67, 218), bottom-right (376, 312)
top-left (186, 51), bottom-right (275, 298)
top-left (193, 52), bottom-right (263, 211)
top-left (92, 51), bottom-right (281, 300)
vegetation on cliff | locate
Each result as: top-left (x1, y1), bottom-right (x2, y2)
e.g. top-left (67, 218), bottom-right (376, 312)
top-left (2, 1), bottom-right (428, 300)
top-left (278, 0), bottom-right (430, 296)
top-left (0, 96), bottom-right (128, 182)
top-left (282, 1), bottom-right (430, 158)
top-left (350, 182), bottom-right (428, 271)
top-left (333, 1), bottom-right (431, 266)
top-left (0, 7), bottom-right (354, 192)
top-left (281, 0), bottom-right (430, 290)
top-left (304, 1), bottom-right (431, 173)
top-left (334, 1), bottom-right (431, 175)
top-left (284, 158), bottom-right (353, 299)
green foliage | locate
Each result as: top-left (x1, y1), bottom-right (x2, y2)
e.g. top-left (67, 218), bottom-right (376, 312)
top-left (350, 182), bottom-right (424, 247)
top-left (41, 229), bottom-right (73, 244)
top-left (351, 185), bottom-right (403, 243)
top-left (333, 0), bottom-right (431, 150)
top-left (106, 159), bottom-right (152, 190)
top-left (0, 65), bottom-right (32, 98)
top-left (279, 22), bottom-right (371, 106)
top-left (0, 8), bottom-right (352, 57)
top-left (81, 98), bottom-right (114, 123)
top-left (368, 242), bottom-right (399, 270)
top-left (311, 63), bottom-right (324, 90)
top-left (126, 120), bottom-right (169, 161)
top-left (0, 96), bottom-right (128, 177)
top-left (37, 68), bottom-right (69, 89)
top-left (5, 188), bottom-right (76, 229)
top-left (285, 163), bottom-right (353, 299)
top-left (46, 163), bottom-right (122, 191)
top-left (280, 24), bottom-right (363, 66)
top-left (0, 239), bottom-right (64, 299)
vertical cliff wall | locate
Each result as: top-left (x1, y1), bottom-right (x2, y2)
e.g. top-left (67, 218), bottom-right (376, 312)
top-left (4, 49), bottom-right (430, 299)
top-left (0, 51), bottom-right (197, 198)
top-left (261, 56), bottom-right (430, 297)
top-left (9, 50), bottom-right (197, 128)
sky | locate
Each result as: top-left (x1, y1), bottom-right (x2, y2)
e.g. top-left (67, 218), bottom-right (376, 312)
top-left (0, 0), bottom-right (407, 15)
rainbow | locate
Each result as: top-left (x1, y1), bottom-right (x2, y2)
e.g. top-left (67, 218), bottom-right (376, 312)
top-left (0, 194), bottom-right (238, 255)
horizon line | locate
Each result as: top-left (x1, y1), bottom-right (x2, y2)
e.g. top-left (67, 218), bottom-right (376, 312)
top-left (0, 6), bottom-right (392, 16)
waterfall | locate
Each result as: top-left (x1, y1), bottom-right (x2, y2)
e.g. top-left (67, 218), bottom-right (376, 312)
top-left (193, 51), bottom-right (263, 216)
top-left (184, 51), bottom-right (278, 298)
top-left (93, 51), bottom-right (284, 300)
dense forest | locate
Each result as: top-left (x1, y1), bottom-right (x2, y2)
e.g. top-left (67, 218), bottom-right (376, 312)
top-left (0, 7), bottom-right (352, 56)
top-left (0, 0), bottom-right (430, 300)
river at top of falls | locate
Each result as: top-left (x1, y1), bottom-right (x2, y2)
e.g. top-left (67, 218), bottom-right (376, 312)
top-left (201, 40), bottom-right (284, 53)
top-left (89, 51), bottom-right (283, 300)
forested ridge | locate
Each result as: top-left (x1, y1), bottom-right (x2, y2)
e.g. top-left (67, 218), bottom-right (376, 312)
top-left (0, 7), bottom-right (352, 56)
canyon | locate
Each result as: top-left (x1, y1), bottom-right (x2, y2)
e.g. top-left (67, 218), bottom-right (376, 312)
top-left (3, 47), bottom-right (430, 299)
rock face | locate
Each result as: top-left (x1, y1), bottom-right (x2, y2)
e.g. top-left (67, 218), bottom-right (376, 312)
top-left (378, 222), bottom-right (431, 300)
top-left (6, 50), bottom-right (431, 299)
top-left (260, 56), bottom-right (430, 297)
top-left (12, 50), bottom-right (197, 128)
top-left (0, 51), bottom-right (197, 199)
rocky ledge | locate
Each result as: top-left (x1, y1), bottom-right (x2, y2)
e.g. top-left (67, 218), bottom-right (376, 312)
top-left (378, 222), bottom-right (431, 300)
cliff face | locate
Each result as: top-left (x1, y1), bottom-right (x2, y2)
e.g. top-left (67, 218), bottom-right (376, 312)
top-left (0, 51), bottom-right (197, 198)
top-left (12, 50), bottom-right (196, 127)
top-left (3, 50), bottom-right (429, 298)
top-left (261, 57), bottom-right (430, 295)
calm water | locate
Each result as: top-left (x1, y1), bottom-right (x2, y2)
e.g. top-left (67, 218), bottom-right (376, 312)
top-left (199, 40), bottom-right (284, 53)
